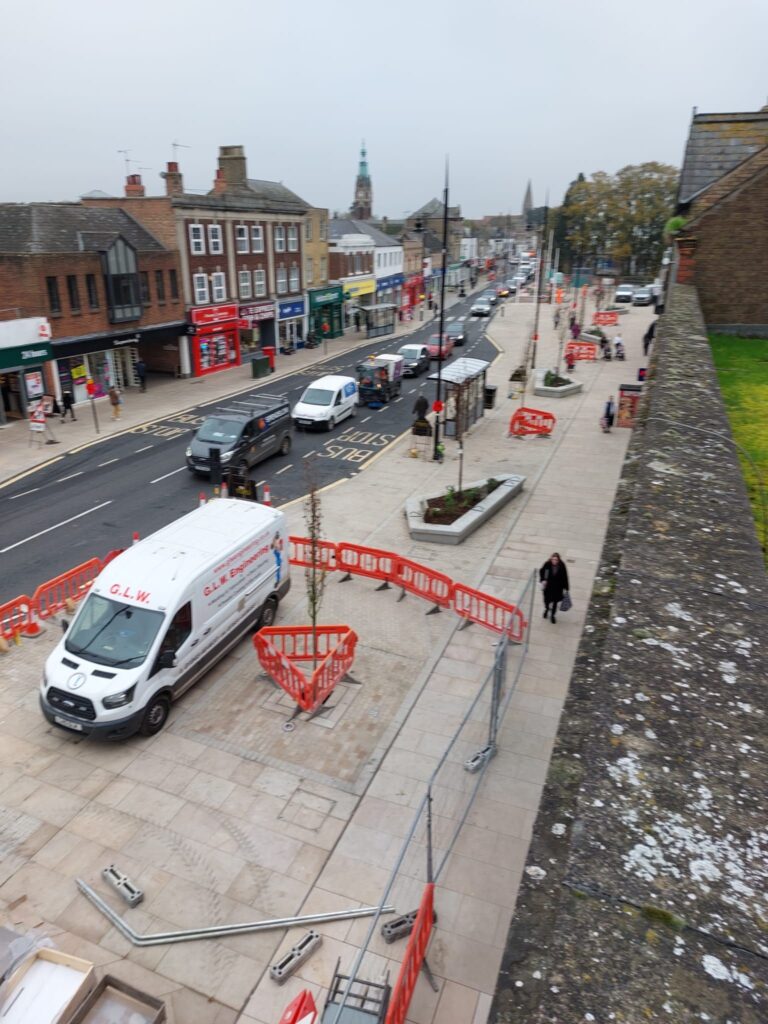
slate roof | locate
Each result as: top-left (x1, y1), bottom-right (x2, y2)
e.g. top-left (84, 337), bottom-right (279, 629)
top-left (0, 203), bottom-right (166, 254)
top-left (685, 142), bottom-right (768, 227)
top-left (329, 218), bottom-right (402, 248)
top-left (411, 198), bottom-right (462, 220)
top-left (678, 109), bottom-right (768, 205)
top-left (177, 178), bottom-right (311, 215)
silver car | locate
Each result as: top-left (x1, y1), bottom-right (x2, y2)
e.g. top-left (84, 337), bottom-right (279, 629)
top-left (615, 284), bottom-right (634, 302)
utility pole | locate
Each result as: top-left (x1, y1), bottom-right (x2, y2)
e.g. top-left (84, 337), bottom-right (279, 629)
top-left (433, 159), bottom-right (450, 462)
top-left (529, 195), bottom-right (549, 373)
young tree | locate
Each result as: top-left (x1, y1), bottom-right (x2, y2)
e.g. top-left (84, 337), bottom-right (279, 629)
top-left (303, 464), bottom-right (327, 666)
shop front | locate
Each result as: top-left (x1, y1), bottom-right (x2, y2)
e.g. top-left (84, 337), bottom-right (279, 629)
top-left (0, 317), bottom-right (54, 422)
top-left (188, 304), bottom-right (241, 377)
top-left (402, 273), bottom-right (424, 319)
top-left (239, 301), bottom-right (277, 358)
top-left (308, 286), bottom-right (344, 341)
top-left (278, 299), bottom-right (306, 353)
top-left (376, 272), bottom-right (404, 310)
top-left (342, 276), bottom-right (376, 330)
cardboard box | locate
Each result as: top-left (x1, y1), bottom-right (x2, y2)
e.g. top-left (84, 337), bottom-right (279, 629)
top-left (0, 948), bottom-right (95, 1023)
top-left (66, 975), bottom-right (166, 1023)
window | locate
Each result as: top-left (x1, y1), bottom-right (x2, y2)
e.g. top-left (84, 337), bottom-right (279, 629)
top-left (251, 225), bottom-right (264, 252)
top-left (211, 271), bottom-right (226, 301)
top-left (287, 225), bottom-right (298, 252)
top-left (189, 223), bottom-right (205, 255)
top-left (208, 224), bottom-right (223, 255)
top-left (238, 269), bottom-right (252, 299)
top-left (139, 271), bottom-right (150, 304)
top-left (320, 256), bottom-right (327, 282)
top-left (102, 238), bottom-right (141, 323)
top-left (158, 602), bottom-right (192, 659)
top-left (169, 268), bottom-right (179, 300)
top-left (193, 273), bottom-right (209, 304)
top-left (86, 274), bottom-right (99, 310)
top-left (319, 218), bottom-right (327, 241)
top-left (46, 276), bottom-right (61, 314)
top-left (253, 269), bottom-right (267, 297)
top-left (305, 218), bottom-right (313, 242)
top-left (154, 270), bottom-right (166, 303)
top-left (66, 275), bottom-right (81, 312)
top-left (305, 257), bottom-right (313, 285)
top-left (274, 225), bottom-right (285, 252)
top-left (235, 225), bottom-right (249, 253)
top-left (276, 266), bottom-right (287, 294)
top-left (289, 264), bottom-right (300, 292)
top-left (354, 253), bottom-right (362, 273)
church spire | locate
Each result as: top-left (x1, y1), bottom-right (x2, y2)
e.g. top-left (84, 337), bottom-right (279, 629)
top-left (358, 140), bottom-right (369, 180)
top-left (351, 140), bottom-right (373, 220)
top-left (522, 180), bottom-right (533, 217)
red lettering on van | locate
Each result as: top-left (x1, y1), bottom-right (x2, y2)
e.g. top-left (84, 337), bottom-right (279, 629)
top-left (136, 589), bottom-right (151, 604)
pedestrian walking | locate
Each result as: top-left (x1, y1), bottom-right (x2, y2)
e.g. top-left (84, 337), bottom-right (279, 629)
top-left (61, 389), bottom-right (76, 421)
top-left (412, 394), bottom-right (429, 420)
top-left (601, 395), bottom-right (616, 433)
top-left (539, 553), bottom-right (570, 624)
top-left (108, 384), bottom-right (122, 420)
top-left (135, 359), bottom-right (146, 391)
top-left (553, 308), bottom-right (561, 329)
top-left (643, 320), bottom-right (656, 357)
top-left (570, 321), bottom-right (581, 340)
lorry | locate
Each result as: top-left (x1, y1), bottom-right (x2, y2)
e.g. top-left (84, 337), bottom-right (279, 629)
top-left (40, 500), bottom-right (290, 740)
top-left (355, 354), bottom-right (404, 404)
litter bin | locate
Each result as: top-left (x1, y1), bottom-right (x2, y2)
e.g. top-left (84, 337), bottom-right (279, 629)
top-left (262, 346), bottom-right (276, 372)
top-left (250, 354), bottom-right (270, 379)
top-left (483, 384), bottom-right (498, 410)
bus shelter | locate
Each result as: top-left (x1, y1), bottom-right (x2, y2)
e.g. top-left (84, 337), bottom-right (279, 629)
top-left (363, 304), bottom-right (397, 340)
top-left (428, 357), bottom-right (490, 439)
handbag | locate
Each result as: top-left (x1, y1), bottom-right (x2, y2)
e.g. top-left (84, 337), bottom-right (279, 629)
top-left (560, 592), bottom-right (572, 612)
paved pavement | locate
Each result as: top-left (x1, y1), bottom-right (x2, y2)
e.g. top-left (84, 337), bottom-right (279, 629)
top-left (0, 292), bottom-right (654, 1023)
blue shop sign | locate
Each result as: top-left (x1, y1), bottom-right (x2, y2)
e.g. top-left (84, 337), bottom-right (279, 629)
top-left (376, 273), bottom-right (405, 292)
top-left (278, 299), bottom-right (305, 319)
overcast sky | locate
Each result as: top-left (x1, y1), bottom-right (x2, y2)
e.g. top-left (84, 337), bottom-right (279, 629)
top-left (2, 0), bottom-right (767, 218)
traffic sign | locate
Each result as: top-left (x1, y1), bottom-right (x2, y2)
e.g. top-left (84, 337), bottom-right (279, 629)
top-left (29, 404), bottom-right (46, 432)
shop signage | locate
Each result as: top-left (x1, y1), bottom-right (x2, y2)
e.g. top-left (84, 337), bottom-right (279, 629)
top-left (308, 286), bottom-right (343, 310)
top-left (0, 317), bottom-right (52, 349)
top-left (278, 299), bottom-right (305, 320)
top-left (0, 342), bottom-right (54, 371)
top-left (239, 302), bottom-right (275, 322)
top-left (189, 303), bottom-right (239, 327)
top-left (343, 277), bottom-right (376, 299)
top-left (376, 273), bottom-right (405, 292)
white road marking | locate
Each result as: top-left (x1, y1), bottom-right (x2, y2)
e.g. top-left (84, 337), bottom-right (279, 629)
top-left (8, 487), bottom-right (39, 500)
top-left (360, 416), bottom-right (371, 423)
top-left (134, 445), bottom-right (154, 453)
top-left (150, 467), bottom-right (186, 484)
top-left (275, 464), bottom-right (293, 475)
top-left (98, 458), bottom-right (119, 467)
top-left (1, 501), bottom-right (113, 554)
top-left (302, 450), bottom-right (317, 459)
top-left (458, 315), bottom-right (467, 321)
top-left (393, 396), bottom-right (403, 402)
top-left (56, 472), bottom-right (83, 483)
top-left (256, 480), bottom-right (266, 487)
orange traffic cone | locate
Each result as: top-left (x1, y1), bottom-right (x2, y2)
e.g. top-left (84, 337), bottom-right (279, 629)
top-left (262, 484), bottom-right (272, 507)
top-left (221, 480), bottom-right (229, 500)
top-left (199, 492), bottom-right (206, 507)
top-left (132, 531), bottom-right (140, 545)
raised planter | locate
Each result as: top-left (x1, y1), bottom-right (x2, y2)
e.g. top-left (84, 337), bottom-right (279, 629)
top-left (580, 331), bottom-right (603, 343)
top-left (405, 473), bottom-right (525, 545)
top-left (534, 370), bottom-right (583, 399)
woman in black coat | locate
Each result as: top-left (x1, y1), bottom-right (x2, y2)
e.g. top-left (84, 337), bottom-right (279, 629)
top-left (539, 553), bottom-right (569, 623)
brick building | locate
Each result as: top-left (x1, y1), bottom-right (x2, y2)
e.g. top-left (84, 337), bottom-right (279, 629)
top-left (0, 203), bottom-right (183, 416)
top-left (675, 106), bottom-right (768, 335)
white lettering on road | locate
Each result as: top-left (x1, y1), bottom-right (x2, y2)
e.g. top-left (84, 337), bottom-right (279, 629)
top-left (0, 501), bottom-right (113, 554)
top-left (150, 467), bottom-right (187, 484)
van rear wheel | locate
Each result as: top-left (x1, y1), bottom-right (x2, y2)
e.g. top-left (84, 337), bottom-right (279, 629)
top-left (279, 435), bottom-right (292, 456)
top-left (259, 597), bottom-right (278, 629)
top-left (140, 695), bottom-right (170, 737)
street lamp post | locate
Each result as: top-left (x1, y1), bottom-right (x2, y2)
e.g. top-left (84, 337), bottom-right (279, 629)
top-left (433, 162), bottom-right (450, 462)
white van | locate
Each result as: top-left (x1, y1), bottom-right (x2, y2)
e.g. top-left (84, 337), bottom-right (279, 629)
top-left (40, 500), bottom-right (290, 740)
top-left (292, 374), bottom-right (357, 430)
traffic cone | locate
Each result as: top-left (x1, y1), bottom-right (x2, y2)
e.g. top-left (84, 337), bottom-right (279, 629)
top-left (262, 484), bottom-right (272, 507)
top-left (221, 480), bottom-right (229, 499)
top-left (132, 531), bottom-right (140, 545)
top-left (199, 492), bottom-right (207, 507)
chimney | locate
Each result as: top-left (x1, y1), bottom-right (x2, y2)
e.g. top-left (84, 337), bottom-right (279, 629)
top-left (161, 161), bottom-right (184, 196)
top-left (213, 168), bottom-right (227, 194)
top-left (217, 145), bottom-right (248, 190)
top-left (125, 174), bottom-right (145, 198)
top-left (381, 215), bottom-right (388, 231)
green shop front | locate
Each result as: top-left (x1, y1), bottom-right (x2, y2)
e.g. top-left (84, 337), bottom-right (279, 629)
top-left (308, 286), bottom-right (344, 341)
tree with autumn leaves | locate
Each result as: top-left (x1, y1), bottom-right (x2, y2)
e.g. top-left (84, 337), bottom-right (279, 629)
top-left (551, 162), bottom-right (678, 276)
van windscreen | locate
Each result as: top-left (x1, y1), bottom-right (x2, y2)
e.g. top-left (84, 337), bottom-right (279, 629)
top-left (301, 388), bottom-right (333, 406)
top-left (196, 418), bottom-right (242, 443)
top-left (65, 593), bottom-right (164, 668)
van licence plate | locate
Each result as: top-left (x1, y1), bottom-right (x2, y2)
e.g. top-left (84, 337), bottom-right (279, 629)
top-left (298, 419), bottom-right (312, 426)
top-left (54, 715), bottom-right (83, 732)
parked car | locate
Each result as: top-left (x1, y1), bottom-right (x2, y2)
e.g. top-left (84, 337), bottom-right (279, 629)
top-left (632, 288), bottom-right (653, 306)
top-left (505, 280), bottom-right (518, 294)
top-left (292, 374), bottom-right (358, 430)
top-left (496, 284), bottom-right (509, 298)
top-left (481, 289), bottom-right (497, 305)
top-left (426, 334), bottom-right (455, 359)
top-left (446, 323), bottom-right (466, 346)
top-left (615, 284), bottom-right (635, 303)
top-left (398, 343), bottom-right (430, 376)
top-left (186, 399), bottom-right (291, 476)
top-left (471, 298), bottom-right (492, 317)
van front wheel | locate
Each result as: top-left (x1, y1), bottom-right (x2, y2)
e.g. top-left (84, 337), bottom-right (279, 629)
top-left (259, 597), bottom-right (278, 629)
top-left (140, 695), bottom-right (170, 737)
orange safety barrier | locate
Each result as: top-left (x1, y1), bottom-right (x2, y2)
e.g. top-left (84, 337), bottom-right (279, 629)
top-left (311, 627), bottom-right (357, 708)
top-left (33, 557), bottom-right (103, 621)
top-left (101, 548), bottom-right (124, 569)
top-left (453, 584), bottom-right (527, 642)
top-left (564, 340), bottom-right (598, 361)
top-left (508, 407), bottom-right (556, 437)
top-left (385, 883), bottom-right (435, 1024)
top-left (395, 556), bottom-right (453, 610)
top-left (253, 630), bottom-right (313, 711)
top-left (592, 310), bottom-right (619, 327)
top-left (288, 536), bottom-right (338, 572)
top-left (254, 625), bottom-right (358, 714)
top-left (278, 990), bottom-right (317, 1024)
top-left (336, 542), bottom-right (399, 585)
top-left (0, 596), bottom-right (35, 642)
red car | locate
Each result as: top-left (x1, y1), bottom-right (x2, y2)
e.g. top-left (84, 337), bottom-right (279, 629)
top-left (426, 334), bottom-right (455, 360)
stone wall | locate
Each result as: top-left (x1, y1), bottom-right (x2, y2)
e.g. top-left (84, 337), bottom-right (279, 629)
top-left (489, 283), bottom-right (768, 1022)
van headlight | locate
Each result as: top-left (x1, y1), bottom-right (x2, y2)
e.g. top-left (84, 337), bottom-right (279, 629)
top-left (220, 450), bottom-right (233, 462)
top-left (185, 446), bottom-right (192, 457)
top-left (103, 686), bottom-right (135, 709)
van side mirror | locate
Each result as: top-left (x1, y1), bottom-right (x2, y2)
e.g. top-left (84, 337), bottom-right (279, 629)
top-left (158, 650), bottom-right (176, 669)
top-left (61, 619), bottom-right (69, 633)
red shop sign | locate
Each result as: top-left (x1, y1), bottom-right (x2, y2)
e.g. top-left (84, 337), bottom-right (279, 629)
top-left (189, 303), bottom-right (239, 327)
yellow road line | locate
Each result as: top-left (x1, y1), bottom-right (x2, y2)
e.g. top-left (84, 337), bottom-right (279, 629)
top-left (0, 456), bottom-right (65, 491)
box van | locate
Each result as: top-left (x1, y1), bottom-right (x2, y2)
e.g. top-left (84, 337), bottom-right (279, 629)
top-left (292, 374), bottom-right (357, 430)
top-left (186, 397), bottom-right (292, 475)
top-left (40, 500), bottom-right (290, 740)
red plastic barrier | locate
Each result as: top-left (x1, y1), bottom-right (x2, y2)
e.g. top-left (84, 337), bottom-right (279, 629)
top-left (311, 627), bottom-right (357, 708)
top-left (508, 407), bottom-right (556, 437)
top-left (254, 625), bottom-right (358, 714)
top-left (279, 990), bottom-right (317, 1024)
top-left (564, 340), bottom-right (598, 361)
top-left (395, 557), bottom-right (453, 609)
top-left (33, 557), bottom-right (102, 620)
top-left (336, 542), bottom-right (398, 584)
top-left (593, 311), bottom-right (619, 326)
top-left (0, 596), bottom-right (35, 642)
top-left (101, 548), bottom-right (124, 569)
top-left (288, 536), bottom-right (338, 572)
top-left (253, 631), bottom-right (313, 711)
top-left (385, 883), bottom-right (435, 1024)
top-left (453, 584), bottom-right (527, 642)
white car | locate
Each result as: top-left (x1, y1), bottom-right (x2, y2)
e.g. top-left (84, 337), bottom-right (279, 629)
top-left (615, 284), bottom-right (635, 303)
top-left (471, 299), bottom-right (492, 317)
